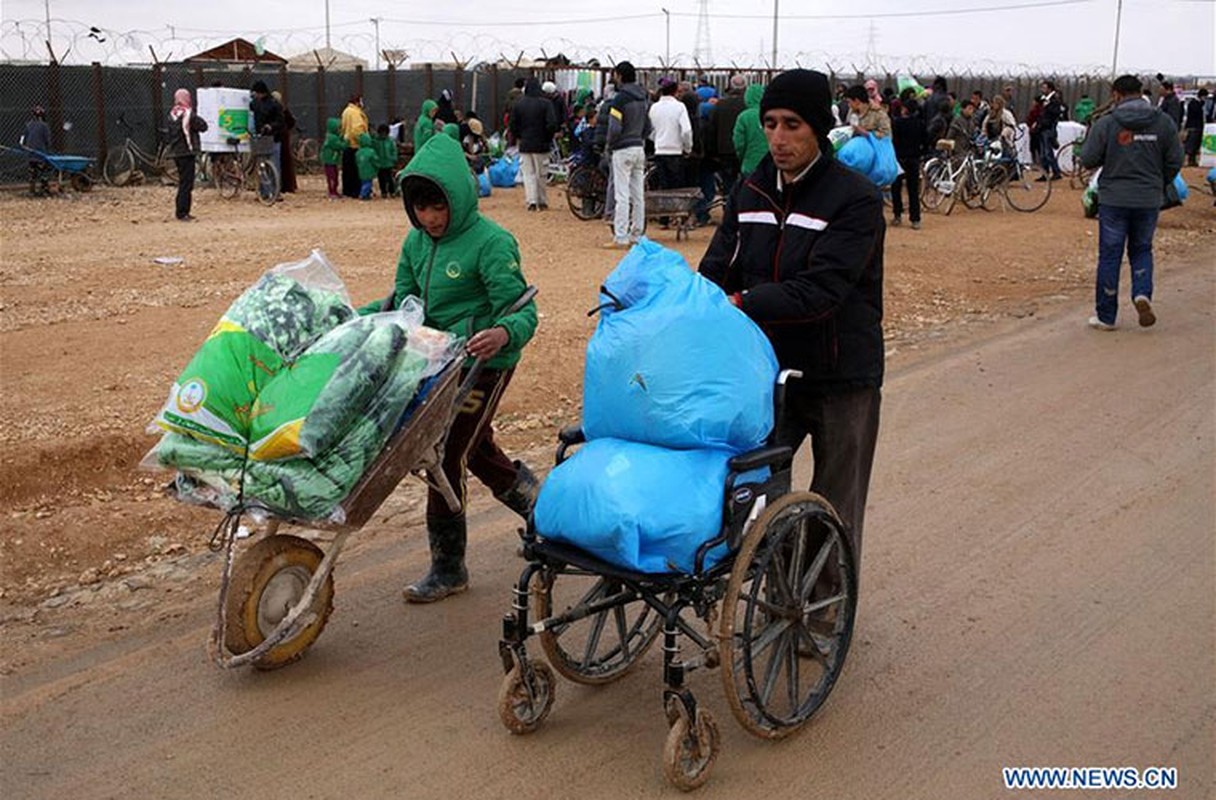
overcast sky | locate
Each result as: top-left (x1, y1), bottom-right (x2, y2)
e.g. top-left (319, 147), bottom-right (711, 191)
top-left (3, 0), bottom-right (1214, 76)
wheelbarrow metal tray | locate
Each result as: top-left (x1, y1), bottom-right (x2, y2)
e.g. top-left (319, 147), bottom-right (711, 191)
top-left (643, 188), bottom-right (702, 214)
top-left (41, 153), bottom-right (94, 172)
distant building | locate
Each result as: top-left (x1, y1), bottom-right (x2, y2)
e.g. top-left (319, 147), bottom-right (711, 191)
top-left (182, 38), bottom-right (287, 67)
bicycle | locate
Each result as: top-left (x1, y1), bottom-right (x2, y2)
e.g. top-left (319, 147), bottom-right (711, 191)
top-left (923, 138), bottom-right (1052, 214)
top-left (293, 137), bottom-right (320, 174)
top-left (103, 113), bottom-right (178, 187)
top-left (920, 140), bottom-right (982, 215)
top-left (1055, 135), bottom-right (1094, 190)
top-left (210, 135), bottom-right (280, 206)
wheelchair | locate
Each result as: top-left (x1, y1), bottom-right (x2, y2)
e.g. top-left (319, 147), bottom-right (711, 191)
top-left (496, 370), bottom-right (858, 790)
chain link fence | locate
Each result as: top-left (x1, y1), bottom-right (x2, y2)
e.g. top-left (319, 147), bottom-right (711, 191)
top-left (1, 60), bottom-right (1207, 185)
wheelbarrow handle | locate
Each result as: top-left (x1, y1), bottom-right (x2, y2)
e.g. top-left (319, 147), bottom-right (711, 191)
top-left (456, 285), bottom-right (538, 407)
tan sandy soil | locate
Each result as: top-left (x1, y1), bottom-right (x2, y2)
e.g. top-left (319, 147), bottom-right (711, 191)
top-left (0, 167), bottom-right (1212, 610)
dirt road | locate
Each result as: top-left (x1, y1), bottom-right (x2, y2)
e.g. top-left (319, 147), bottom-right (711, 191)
top-left (2, 247), bottom-right (1211, 798)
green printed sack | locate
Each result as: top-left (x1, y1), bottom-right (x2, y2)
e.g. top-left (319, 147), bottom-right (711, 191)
top-left (247, 317), bottom-right (407, 461)
top-left (154, 318), bottom-right (284, 451)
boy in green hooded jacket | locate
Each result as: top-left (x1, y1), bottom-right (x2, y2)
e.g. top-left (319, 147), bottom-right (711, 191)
top-left (320, 117), bottom-right (345, 198)
top-left (732, 84), bottom-right (770, 176)
top-left (413, 99), bottom-right (439, 157)
top-left (374, 123), bottom-right (399, 198)
top-left (355, 132), bottom-right (378, 199)
top-left (362, 134), bottom-right (539, 603)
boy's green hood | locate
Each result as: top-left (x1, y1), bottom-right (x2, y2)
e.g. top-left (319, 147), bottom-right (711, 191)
top-left (421, 99), bottom-right (438, 119)
top-left (398, 135), bottom-right (478, 240)
top-left (326, 117), bottom-right (341, 135)
top-left (744, 84), bottom-right (764, 108)
top-left (358, 132), bottom-right (373, 147)
top-left (443, 123), bottom-right (460, 140)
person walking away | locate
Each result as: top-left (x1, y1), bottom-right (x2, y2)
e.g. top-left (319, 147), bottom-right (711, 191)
top-left (845, 85), bottom-right (892, 138)
top-left (891, 98), bottom-right (925, 229)
top-left (320, 117), bottom-right (344, 199)
top-left (355, 133), bottom-right (378, 200)
top-left (414, 99), bottom-right (439, 159)
top-left (603, 61), bottom-right (651, 248)
top-left (732, 84), bottom-right (768, 179)
top-left (362, 135), bottom-right (539, 602)
top-left (699, 68), bottom-right (885, 566)
top-left (508, 78), bottom-right (558, 212)
top-left (166, 89), bottom-right (207, 221)
top-left (341, 95), bottom-right (370, 198)
top-left (503, 78), bottom-right (525, 146)
top-left (249, 81), bottom-right (285, 179)
top-left (20, 105), bottom-right (52, 196)
top-left (1183, 89), bottom-right (1207, 167)
top-left (271, 91), bottom-right (298, 193)
top-left (1156, 81), bottom-right (1183, 129)
top-left (375, 123), bottom-right (399, 197)
top-left (649, 78), bottom-right (693, 226)
top-left (706, 75), bottom-right (748, 190)
top-left (1078, 74), bottom-right (1183, 331)
top-left (1037, 81), bottom-right (1065, 180)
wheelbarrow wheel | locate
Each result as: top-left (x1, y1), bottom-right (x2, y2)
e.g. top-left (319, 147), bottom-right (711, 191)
top-left (70, 171), bottom-right (94, 192)
top-left (497, 661), bottom-right (555, 734)
top-left (223, 534), bottom-right (334, 670)
top-left (662, 708), bottom-right (720, 791)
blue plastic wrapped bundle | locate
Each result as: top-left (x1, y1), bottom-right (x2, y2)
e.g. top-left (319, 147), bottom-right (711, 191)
top-left (581, 239), bottom-right (779, 454)
top-left (536, 438), bottom-right (753, 573)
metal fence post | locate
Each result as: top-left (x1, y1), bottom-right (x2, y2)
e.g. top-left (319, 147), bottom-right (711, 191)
top-left (355, 64), bottom-right (364, 100)
top-left (279, 64), bottom-right (288, 105)
top-left (316, 66), bottom-right (326, 138)
top-left (491, 64), bottom-right (500, 131)
top-left (387, 63), bottom-right (397, 120)
top-left (151, 61), bottom-right (164, 148)
top-left (425, 64), bottom-right (433, 100)
top-left (47, 58), bottom-right (65, 151)
top-left (91, 61), bottom-right (107, 162)
top-left (454, 64), bottom-right (464, 110)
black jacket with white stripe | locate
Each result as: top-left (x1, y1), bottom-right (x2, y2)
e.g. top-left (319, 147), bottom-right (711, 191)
top-left (699, 152), bottom-right (885, 396)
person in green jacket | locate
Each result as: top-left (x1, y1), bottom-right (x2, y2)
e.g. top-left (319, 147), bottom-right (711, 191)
top-left (374, 123), bottom-right (399, 198)
top-left (355, 132), bottom-right (378, 200)
top-left (442, 122), bottom-right (461, 141)
top-left (413, 98), bottom-right (439, 157)
top-left (732, 84), bottom-right (769, 177)
top-left (320, 117), bottom-right (345, 198)
top-left (363, 134), bottom-right (539, 603)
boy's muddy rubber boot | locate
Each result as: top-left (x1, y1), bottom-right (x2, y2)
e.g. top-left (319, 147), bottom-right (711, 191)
top-left (495, 461), bottom-right (540, 520)
top-left (404, 515), bottom-right (469, 603)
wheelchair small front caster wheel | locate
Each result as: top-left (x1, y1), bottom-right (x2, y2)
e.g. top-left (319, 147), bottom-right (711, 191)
top-left (497, 661), bottom-right (555, 734)
top-left (662, 708), bottom-right (720, 791)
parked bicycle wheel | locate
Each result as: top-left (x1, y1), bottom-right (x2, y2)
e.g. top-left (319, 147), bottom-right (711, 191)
top-left (920, 158), bottom-right (950, 212)
top-left (103, 146), bottom-right (135, 186)
top-left (1002, 161), bottom-right (1052, 212)
top-left (565, 165), bottom-right (607, 220)
top-left (256, 159), bottom-right (281, 206)
top-left (213, 155), bottom-right (243, 199)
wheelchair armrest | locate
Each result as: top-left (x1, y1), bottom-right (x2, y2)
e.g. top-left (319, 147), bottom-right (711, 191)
top-left (558, 426), bottom-right (585, 445)
top-left (728, 445), bottom-right (793, 473)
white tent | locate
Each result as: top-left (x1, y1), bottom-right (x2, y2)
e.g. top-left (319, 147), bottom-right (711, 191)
top-left (285, 47), bottom-right (368, 72)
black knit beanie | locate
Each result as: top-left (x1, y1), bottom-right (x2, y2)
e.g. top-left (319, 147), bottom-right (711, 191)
top-left (759, 69), bottom-right (835, 138)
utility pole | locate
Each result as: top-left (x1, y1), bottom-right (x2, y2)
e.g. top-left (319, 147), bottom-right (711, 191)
top-left (371, 17), bottom-right (382, 70)
top-left (661, 8), bottom-right (670, 65)
top-left (771, 0), bottom-right (779, 69)
top-left (325, 0), bottom-right (331, 49)
top-left (44, 0), bottom-right (51, 53)
top-left (1111, 0), bottom-right (1123, 76)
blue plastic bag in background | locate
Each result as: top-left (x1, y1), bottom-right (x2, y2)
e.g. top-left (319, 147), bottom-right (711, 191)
top-left (581, 240), bottom-right (779, 454)
top-left (837, 134), bottom-right (876, 178)
top-left (839, 133), bottom-right (898, 187)
top-left (488, 155), bottom-right (519, 188)
top-left (476, 169), bottom-right (492, 197)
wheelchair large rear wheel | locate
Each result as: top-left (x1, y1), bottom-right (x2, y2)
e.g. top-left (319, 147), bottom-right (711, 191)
top-left (719, 492), bottom-right (857, 739)
top-left (533, 568), bottom-right (665, 685)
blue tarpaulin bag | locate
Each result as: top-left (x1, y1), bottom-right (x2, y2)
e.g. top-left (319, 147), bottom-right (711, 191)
top-left (536, 438), bottom-right (750, 573)
top-left (582, 239), bottom-right (779, 454)
top-left (476, 168), bottom-right (492, 197)
top-left (838, 134), bottom-right (876, 179)
top-left (839, 133), bottom-right (898, 187)
top-left (488, 155), bottom-right (519, 187)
